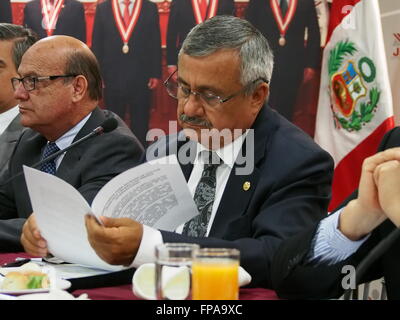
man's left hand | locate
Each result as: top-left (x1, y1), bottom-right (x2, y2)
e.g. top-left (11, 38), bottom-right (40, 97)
top-left (85, 215), bottom-right (143, 266)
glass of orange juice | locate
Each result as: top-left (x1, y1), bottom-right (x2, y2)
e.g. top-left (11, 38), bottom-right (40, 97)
top-left (192, 248), bottom-right (240, 300)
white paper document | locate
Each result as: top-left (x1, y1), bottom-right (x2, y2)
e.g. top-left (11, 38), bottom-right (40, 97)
top-left (24, 155), bottom-right (198, 271)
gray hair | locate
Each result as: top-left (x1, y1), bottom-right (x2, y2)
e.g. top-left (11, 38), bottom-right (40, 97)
top-left (0, 23), bottom-right (38, 69)
top-left (179, 15), bottom-right (274, 94)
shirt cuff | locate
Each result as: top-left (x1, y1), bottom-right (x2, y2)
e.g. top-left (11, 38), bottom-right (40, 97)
top-left (129, 225), bottom-right (163, 268)
top-left (308, 208), bottom-right (370, 265)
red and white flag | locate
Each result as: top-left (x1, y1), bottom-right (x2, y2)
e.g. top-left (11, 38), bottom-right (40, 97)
top-left (314, 0), bottom-right (394, 211)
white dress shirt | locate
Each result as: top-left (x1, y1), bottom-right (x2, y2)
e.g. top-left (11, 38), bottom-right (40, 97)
top-left (46, 112), bottom-right (91, 169)
top-left (131, 131), bottom-right (249, 268)
top-left (0, 106), bottom-right (19, 136)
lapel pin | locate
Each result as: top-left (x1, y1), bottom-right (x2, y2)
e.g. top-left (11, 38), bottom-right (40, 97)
top-left (243, 181), bottom-right (251, 191)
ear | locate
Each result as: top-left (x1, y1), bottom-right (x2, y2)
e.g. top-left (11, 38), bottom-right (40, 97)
top-left (250, 82), bottom-right (269, 115)
top-left (70, 75), bottom-right (88, 103)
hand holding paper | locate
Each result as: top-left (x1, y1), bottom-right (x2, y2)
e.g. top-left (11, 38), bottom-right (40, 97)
top-left (85, 215), bottom-right (143, 266)
top-left (24, 155), bottom-right (199, 271)
top-left (21, 214), bottom-right (48, 257)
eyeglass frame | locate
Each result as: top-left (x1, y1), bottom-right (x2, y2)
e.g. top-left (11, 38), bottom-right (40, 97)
top-left (11, 74), bottom-right (78, 92)
top-left (164, 70), bottom-right (269, 108)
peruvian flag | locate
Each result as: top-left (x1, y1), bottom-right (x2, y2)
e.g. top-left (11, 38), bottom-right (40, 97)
top-left (315, 0), bottom-right (394, 211)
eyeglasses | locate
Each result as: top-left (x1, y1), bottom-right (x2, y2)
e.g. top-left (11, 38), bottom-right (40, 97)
top-left (164, 70), bottom-right (268, 108)
top-left (11, 74), bottom-right (77, 92)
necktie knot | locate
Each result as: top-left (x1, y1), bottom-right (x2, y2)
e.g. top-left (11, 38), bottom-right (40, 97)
top-left (40, 142), bottom-right (60, 175)
top-left (42, 142), bottom-right (60, 159)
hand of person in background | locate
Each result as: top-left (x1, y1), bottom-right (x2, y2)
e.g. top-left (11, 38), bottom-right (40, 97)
top-left (148, 78), bottom-right (159, 90)
top-left (338, 148), bottom-right (400, 240)
top-left (20, 214), bottom-right (48, 257)
top-left (303, 67), bottom-right (317, 83)
top-left (374, 157), bottom-right (400, 227)
top-left (85, 215), bottom-right (143, 266)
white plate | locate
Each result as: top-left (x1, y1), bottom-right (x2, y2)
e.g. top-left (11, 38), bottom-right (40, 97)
top-left (0, 267), bottom-right (71, 296)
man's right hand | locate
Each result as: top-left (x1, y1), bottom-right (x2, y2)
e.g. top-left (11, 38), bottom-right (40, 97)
top-left (20, 214), bottom-right (48, 257)
top-left (339, 148), bottom-right (400, 240)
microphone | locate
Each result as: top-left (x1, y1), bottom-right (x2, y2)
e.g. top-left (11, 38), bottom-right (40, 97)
top-left (0, 118), bottom-right (118, 186)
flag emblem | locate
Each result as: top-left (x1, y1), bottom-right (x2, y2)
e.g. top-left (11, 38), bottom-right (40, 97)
top-left (329, 40), bottom-right (380, 132)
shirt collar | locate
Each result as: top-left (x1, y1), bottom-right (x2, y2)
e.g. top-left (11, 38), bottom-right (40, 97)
top-left (194, 130), bottom-right (249, 169)
top-left (53, 112), bottom-right (91, 150)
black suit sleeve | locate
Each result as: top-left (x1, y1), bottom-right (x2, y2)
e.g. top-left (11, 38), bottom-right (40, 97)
top-left (166, 0), bottom-right (180, 66)
top-left (270, 127), bottom-right (400, 299)
top-left (91, 5), bottom-right (105, 77)
top-left (304, 0), bottom-right (321, 68)
top-left (0, 0), bottom-right (12, 23)
top-left (244, 0), bottom-right (263, 33)
top-left (23, 4), bottom-right (33, 31)
top-left (147, 2), bottom-right (162, 79)
top-left (219, 0), bottom-right (235, 15)
top-left (71, 1), bottom-right (87, 43)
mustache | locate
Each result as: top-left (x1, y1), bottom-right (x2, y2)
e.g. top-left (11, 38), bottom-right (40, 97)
top-left (179, 114), bottom-right (212, 128)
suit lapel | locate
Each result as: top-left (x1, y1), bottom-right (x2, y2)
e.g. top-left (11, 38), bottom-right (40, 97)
top-left (56, 107), bottom-right (104, 183)
top-left (209, 106), bottom-right (270, 237)
top-left (176, 132), bottom-right (196, 181)
top-left (0, 115), bottom-right (23, 144)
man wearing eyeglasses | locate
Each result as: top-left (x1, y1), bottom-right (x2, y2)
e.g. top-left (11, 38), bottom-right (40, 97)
top-left (0, 24), bottom-right (37, 178)
top-left (84, 16), bottom-right (333, 289)
top-left (0, 35), bottom-right (144, 253)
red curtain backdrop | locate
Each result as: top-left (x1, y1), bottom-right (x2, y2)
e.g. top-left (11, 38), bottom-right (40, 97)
top-left (10, 1), bottom-right (249, 136)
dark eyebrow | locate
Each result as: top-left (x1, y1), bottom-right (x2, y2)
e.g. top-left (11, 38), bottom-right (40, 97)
top-left (177, 76), bottom-right (223, 95)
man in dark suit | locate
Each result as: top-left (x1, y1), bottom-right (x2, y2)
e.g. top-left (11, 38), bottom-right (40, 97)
top-left (0, 35), bottom-right (143, 253)
top-left (23, 0), bottom-right (86, 42)
top-left (91, 0), bottom-right (162, 147)
top-left (0, 24), bottom-right (38, 177)
top-left (166, 0), bottom-right (235, 76)
top-left (271, 127), bottom-right (400, 299)
top-left (0, 1), bottom-right (12, 23)
top-left (246, 0), bottom-right (321, 121)
top-left (84, 16), bottom-right (333, 288)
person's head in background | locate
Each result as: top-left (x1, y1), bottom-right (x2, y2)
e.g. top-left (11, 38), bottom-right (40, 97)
top-left (0, 23), bottom-right (37, 115)
top-left (12, 35), bottom-right (103, 141)
top-left (169, 15), bottom-right (273, 149)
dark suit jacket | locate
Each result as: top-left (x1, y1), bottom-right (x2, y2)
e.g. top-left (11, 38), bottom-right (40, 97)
top-left (23, 0), bottom-right (86, 42)
top-left (271, 126), bottom-right (400, 299)
top-left (0, 114), bottom-right (25, 177)
top-left (245, 0), bottom-right (321, 119)
top-left (0, 107), bottom-right (144, 252)
top-left (0, 0), bottom-right (12, 23)
top-left (146, 105), bottom-right (334, 288)
top-left (91, 0), bottom-right (162, 93)
top-left (166, 0), bottom-right (235, 66)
